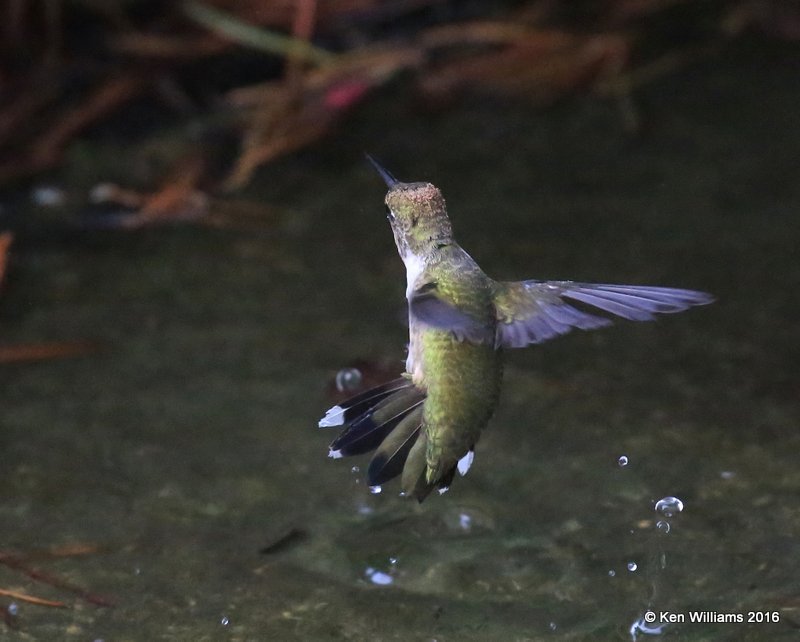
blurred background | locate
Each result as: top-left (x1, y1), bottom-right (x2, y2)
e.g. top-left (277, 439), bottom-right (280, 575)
top-left (0, 0), bottom-right (798, 639)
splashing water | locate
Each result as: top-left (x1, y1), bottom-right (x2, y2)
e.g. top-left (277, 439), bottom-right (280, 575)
top-left (630, 615), bottom-right (666, 639)
top-left (627, 496), bottom-right (686, 639)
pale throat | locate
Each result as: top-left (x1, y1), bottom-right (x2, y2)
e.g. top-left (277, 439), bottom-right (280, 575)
top-left (402, 252), bottom-right (425, 299)
top-left (402, 251), bottom-right (426, 384)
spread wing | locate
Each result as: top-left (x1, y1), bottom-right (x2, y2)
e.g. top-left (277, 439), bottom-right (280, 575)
top-left (408, 281), bottom-right (494, 344)
top-left (493, 281), bottom-right (714, 349)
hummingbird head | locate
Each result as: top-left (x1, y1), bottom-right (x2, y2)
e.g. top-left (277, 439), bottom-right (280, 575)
top-left (366, 155), bottom-right (453, 258)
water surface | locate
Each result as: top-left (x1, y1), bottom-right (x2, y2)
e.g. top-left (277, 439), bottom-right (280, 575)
top-left (1, 43), bottom-right (798, 640)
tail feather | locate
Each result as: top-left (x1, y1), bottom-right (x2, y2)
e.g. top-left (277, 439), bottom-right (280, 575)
top-left (319, 377), bottom-right (412, 428)
top-left (322, 377), bottom-right (461, 502)
top-left (401, 431), bottom-right (430, 499)
top-left (436, 466), bottom-right (456, 494)
top-left (367, 409), bottom-right (423, 486)
top-left (329, 388), bottom-right (424, 457)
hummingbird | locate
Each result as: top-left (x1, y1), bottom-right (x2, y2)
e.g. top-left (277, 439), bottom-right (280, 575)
top-left (319, 157), bottom-right (713, 502)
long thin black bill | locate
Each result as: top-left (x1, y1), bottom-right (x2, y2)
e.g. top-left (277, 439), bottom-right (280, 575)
top-left (365, 153), bottom-right (399, 188)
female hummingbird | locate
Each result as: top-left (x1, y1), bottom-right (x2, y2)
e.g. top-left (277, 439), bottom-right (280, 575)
top-left (319, 157), bottom-right (713, 501)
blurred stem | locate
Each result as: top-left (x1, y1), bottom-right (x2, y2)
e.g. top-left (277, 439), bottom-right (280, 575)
top-left (183, 1), bottom-right (336, 66)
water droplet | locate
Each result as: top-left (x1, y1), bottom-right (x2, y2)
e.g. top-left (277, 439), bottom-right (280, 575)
top-left (335, 367), bottom-right (362, 392)
top-left (549, 621), bottom-right (557, 631)
top-left (220, 616), bottom-right (230, 626)
top-left (7, 603), bottom-right (19, 616)
top-left (608, 569), bottom-right (616, 577)
top-left (459, 512), bottom-right (472, 531)
top-left (369, 485), bottom-right (382, 495)
top-left (617, 455), bottom-right (629, 467)
top-left (351, 465), bottom-right (360, 473)
top-left (627, 562), bottom-right (638, 572)
top-left (720, 470), bottom-right (735, 480)
top-left (656, 520), bottom-right (671, 534)
top-left (655, 496), bottom-right (684, 518)
top-left (388, 557), bottom-right (398, 565)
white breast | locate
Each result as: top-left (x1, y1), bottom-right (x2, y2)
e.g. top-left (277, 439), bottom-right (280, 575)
top-left (403, 253), bottom-right (425, 299)
top-left (402, 253), bottom-right (426, 382)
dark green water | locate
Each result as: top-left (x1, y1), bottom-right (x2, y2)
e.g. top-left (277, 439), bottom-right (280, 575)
top-left (1, 43), bottom-right (798, 640)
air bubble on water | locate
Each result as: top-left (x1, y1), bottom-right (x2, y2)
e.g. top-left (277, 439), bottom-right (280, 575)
top-left (336, 367), bottom-right (363, 392)
top-left (369, 485), bottom-right (382, 495)
top-left (459, 512), bottom-right (472, 531)
top-left (656, 520), bottom-right (671, 534)
top-left (351, 465), bottom-right (360, 474)
top-left (549, 622), bottom-right (557, 631)
top-left (618, 455), bottom-right (629, 467)
top-left (365, 567), bottom-right (393, 586)
top-left (389, 557), bottom-right (398, 565)
top-left (654, 496), bottom-right (684, 518)
top-left (220, 616), bottom-right (230, 626)
top-left (608, 569), bottom-right (616, 577)
top-left (369, 571), bottom-right (394, 586)
top-left (627, 562), bottom-right (638, 572)
top-left (7, 603), bottom-right (19, 616)
top-left (720, 471), bottom-right (735, 480)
